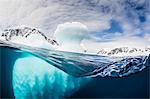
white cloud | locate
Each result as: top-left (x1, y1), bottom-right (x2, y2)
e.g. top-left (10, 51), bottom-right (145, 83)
top-left (144, 33), bottom-right (150, 42)
top-left (1, 0), bottom-right (140, 34)
top-left (0, 0), bottom-right (149, 52)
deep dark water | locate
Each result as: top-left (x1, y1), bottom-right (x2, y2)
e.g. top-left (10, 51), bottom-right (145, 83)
top-left (1, 47), bottom-right (22, 98)
top-left (70, 68), bottom-right (150, 98)
top-left (0, 46), bottom-right (150, 98)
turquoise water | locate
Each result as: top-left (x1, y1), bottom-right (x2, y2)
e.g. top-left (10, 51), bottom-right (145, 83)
top-left (1, 46), bottom-right (150, 98)
top-left (1, 46), bottom-right (89, 99)
top-left (13, 54), bottom-right (89, 99)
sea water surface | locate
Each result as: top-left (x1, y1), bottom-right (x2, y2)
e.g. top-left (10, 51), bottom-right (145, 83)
top-left (0, 40), bottom-right (150, 98)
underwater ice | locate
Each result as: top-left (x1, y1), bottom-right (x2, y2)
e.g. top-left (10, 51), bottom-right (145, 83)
top-left (13, 55), bottom-right (88, 99)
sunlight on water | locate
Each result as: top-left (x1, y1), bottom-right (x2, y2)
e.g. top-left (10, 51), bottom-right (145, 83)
top-left (13, 54), bottom-right (89, 99)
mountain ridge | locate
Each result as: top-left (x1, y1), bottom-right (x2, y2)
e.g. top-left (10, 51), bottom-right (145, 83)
top-left (0, 27), bottom-right (59, 46)
top-left (97, 47), bottom-right (150, 56)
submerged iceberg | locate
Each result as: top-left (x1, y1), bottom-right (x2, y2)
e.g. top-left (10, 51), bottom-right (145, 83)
top-left (13, 55), bottom-right (88, 99)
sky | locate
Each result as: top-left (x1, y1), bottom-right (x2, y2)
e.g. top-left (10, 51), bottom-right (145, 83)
top-left (0, 0), bottom-right (150, 53)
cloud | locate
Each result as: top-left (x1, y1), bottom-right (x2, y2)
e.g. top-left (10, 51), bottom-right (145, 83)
top-left (144, 33), bottom-right (150, 43)
top-left (0, 0), bottom-right (111, 34)
top-left (0, 0), bottom-right (149, 50)
top-left (2, 0), bottom-right (147, 33)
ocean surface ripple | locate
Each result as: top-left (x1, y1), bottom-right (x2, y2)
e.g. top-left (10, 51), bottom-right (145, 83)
top-left (1, 40), bottom-right (149, 78)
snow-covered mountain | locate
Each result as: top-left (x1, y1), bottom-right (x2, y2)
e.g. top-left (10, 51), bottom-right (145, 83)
top-left (0, 27), bottom-right (149, 56)
top-left (0, 27), bottom-right (59, 48)
top-left (97, 47), bottom-right (150, 56)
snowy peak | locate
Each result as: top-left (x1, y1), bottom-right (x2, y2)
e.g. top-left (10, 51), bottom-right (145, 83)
top-left (97, 47), bottom-right (150, 56)
top-left (0, 27), bottom-right (59, 48)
